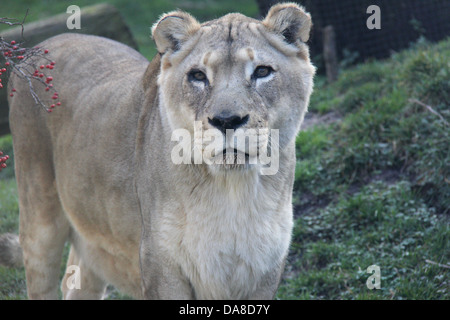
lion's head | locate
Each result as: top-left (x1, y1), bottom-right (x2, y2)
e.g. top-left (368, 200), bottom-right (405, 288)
top-left (152, 3), bottom-right (315, 174)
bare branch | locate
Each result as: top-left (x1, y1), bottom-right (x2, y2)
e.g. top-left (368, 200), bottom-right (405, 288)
top-left (425, 259), bottom-right (450, 269)
top-left (409, 98), bottom-right (449, 127)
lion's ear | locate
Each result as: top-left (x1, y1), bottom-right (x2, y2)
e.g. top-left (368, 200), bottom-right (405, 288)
top-left (262, 3), bottom-right (312, 43)
top-left (151, 11), bottom-right (201, 54)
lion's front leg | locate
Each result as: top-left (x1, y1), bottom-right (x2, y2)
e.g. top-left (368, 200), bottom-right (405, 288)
top-left (139, 234), bottom-right (194, 299)
top-left (61, 246), bottom-right (107, 300)
top-left (140, 257), bottom-right (195, 299)
top-left (249, 265), bottom-right (286, 300)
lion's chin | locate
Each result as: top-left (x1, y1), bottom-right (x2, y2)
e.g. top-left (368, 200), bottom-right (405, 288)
top-left (205, 148), bottom-right (257, 172)
top-left (207, 163), bottom-right (256, 176)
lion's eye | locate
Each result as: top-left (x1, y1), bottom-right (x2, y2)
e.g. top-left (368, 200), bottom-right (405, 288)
top-left (252, 66), bottom-right (273, 79)
top-left (188, 70), bottom-right (207, 82)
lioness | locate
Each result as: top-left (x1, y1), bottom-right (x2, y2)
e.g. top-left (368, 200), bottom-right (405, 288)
top-left (2, 3), bottom-right (315, 299)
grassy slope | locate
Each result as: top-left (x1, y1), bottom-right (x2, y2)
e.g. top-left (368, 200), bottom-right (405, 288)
top-left (1, 1), bottom-right (449, 300)
top-left (277, 37), bottom-right (449, 300)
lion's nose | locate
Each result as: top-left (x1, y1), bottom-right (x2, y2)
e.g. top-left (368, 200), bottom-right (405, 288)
top-left (208, 114), bottom-right (249, 134)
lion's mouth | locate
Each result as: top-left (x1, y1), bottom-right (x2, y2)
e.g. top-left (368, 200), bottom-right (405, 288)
top-left (224, 147), bottom-right (249, 156)
top-left (223, 148), bottom-right (249, 156)
top-left (218, 148), bottom-right (250, 165)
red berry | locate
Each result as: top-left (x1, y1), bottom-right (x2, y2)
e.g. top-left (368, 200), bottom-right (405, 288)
top-left (44, 49), bottom-right (49, 54)
top-left (0, 84), bottom-right (3, 89)
top-left (0, 151), bottom-right (3, 156)
top-left (13, 46), bottom-right (18, 50)
top-left (47, 108), bottom-right (52, 113)
top-left (49, 65), bottom-right (54, 70)
top-left (1, 163), bottom-right (6, 168)
top-left (17, 55), bottom-right (24, 60)
top-left (50, 61), bottom-right (55, 66)
top-left (46, 76), bottom-right (53, 82)
top-left (10, 40), bottom-right (16, 45)
top-left (50, 104), bottom-right (56, 108)
top-left (56, 102), bottom-right (61, 106)
top-left (45, 87), bottom-right (50, 91)
top-left (52, 96), bottom-right (58, 99)
top-left (12, 88), bottom-right (16, 92)
top-left (5, 62), bottom-right (10, 66)
top-left (1, 68), bottom-right (6, 72)
top-left (40, 65), bottom-right (45, 69)
top-left (39, 73), bottom-right (44, 78)
top-left (5, 155), bottom-right (9, 160)
top-left (9, 93), bottom-right (14, 97)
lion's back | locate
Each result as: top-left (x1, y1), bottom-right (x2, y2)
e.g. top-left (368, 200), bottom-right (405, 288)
top-left (8, 33), bottom-right (149, 219)
top-left (8, 33), bottom-right (149, 126)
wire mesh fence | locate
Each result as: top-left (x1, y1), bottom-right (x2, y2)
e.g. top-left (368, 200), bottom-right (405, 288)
top-left (257, 0), bottom-right (450, 72)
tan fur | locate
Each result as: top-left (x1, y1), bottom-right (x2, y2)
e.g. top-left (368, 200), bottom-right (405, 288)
top-left (4, 3), bottom-right (315, 299)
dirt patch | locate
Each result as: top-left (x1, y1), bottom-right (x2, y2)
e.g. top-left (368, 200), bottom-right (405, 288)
top-left (294, 192), bottom-right (332, 218)
top-left (294, 168), bottom-right (404, 219)
top-left (345, 168), bottom-right (403, 196)
top-left (301, 111), bottom-right (342, 131)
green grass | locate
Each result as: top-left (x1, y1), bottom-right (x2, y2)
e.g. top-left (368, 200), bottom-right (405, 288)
top-left (296, 38), bottom-right (450, 214)
top-left (278, 37), bottom-right (450, 300)
top-left (1, 1), bottom-right (449, 300)
top-left (279, 181), bottom-right (448, 299)
top-left (0, 142), bottom-right (23, 298)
